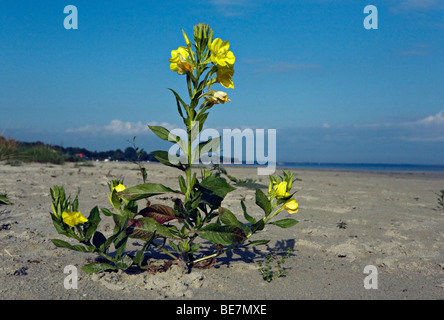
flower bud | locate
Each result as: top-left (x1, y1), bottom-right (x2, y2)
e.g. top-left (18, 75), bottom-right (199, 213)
top-left (205, 90), bottom-right (231, 105)
top-left (193, 23), bottom-right (210, 44)
top-left (182, 29), bottom-right (191, 47)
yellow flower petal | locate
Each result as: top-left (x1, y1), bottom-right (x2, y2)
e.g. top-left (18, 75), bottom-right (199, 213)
top-left (284, 199), bottom-right (299, 214)
top-left (113, 184), bottom-right (126, 193)
top-left (210, 38), bottom-right (235, 67)
top-left (62, 211), bottom-right (88, 227)
top-left (274, 181), bottom-right (290, 199)
top-left (169, 47), bottom-right (194, 74)
top-left (216, 66), bottom-right (234, 89)
top-left (210, 38), bottom-right (223, 52)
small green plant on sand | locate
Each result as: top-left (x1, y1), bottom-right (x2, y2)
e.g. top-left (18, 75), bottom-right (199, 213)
top-left (258, 247), bottom-right (293, 282)
top-left (48, 23), bottom-right (300, 275)
top-left (337, 220), bottom-right (347, 229)
top-left (0, 194), bottom-right (10, 205)
top-left (437, 190), bottom-right (444, 210)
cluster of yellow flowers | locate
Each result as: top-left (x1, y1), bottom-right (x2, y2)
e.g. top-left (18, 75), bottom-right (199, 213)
top-left (269, 180), bottom-right (299, 214)
top-left (169, 26), bottom-right (235, 101)
top-left (61, 183), bottom-right (127, 228)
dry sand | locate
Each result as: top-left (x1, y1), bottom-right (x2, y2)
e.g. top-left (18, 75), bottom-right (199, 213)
top-left (1, 161), bottom-right (444, 300)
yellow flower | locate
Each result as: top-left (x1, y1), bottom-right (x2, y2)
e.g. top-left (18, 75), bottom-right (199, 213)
top-left (274, 181), bottom-right (290, 199)
top-left (169, 47), bottom-right (194, 75)
top-left (216, 66), bottom-right (234, 89)
top-left (62, 211), bottom-right (88, 227)
top-left (112, 184), bottom-right (126, 193)
top-left (284, 199), bottom-right (299, 214)
top-left (109, 183), bottom-right (126, 208)
top-left (206, 90), bottom-right (231, 105)
top-left (210, 38), bottom-right (235, 67)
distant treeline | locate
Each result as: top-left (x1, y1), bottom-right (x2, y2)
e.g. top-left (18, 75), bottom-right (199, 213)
top-left (51, 144), bottom-right (159, 162)
top-left (1, 136), bottom-right (238, 165)
top-left (0, 136), bottom-right (159, 164)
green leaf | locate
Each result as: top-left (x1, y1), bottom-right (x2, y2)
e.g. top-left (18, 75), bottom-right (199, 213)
top-left (123, 200), bottom-right (138, 217)
top-left (101, 208), bottom-right (113, 217)
top-left (192, 136), bottom-right (221, 163)
top-left (92, 231), bottom-right (107, 250)
top-left (83, 206), bottom-right (101, 241)
top-left (139, 204), bottom-right (179, 224)
top-left (50, 239), bottom-right (88, 252)
top-left (103, 215), bottom-right (128, 252)
top-left (119, 183), bottom-right (179, 201)
top-left (219, 207), bottom-right (250, 236)
top-left (148, 125), bottom-right (187, 153)
top-left (178, 175), bottom-right (187, 194)
top-left (168, 88), bottom-right (189, 118)
top-left (255, 189), bottom-right (272, 216)
top-left (151, 150), bottom-right (185, 171)
top-left (219, 207), bottom-right (241, 227)
top-left (113, 227), bottom-right (129, 259)
top-left (245, 239), bottom-right (270, 247)
top-left (251, 219), bottom-right (265, 233)
top-left (109, 190), bottom-right (121, 210)
top-left (133, 233), bottom-right (156, 267)
top-left (195, 112), bottom-right (209, 136)
top-left (241, 200), bottom-right (256, 224)
top-left (198, 175), bottom-right (235, 208)
top-left (198, 223), bottom-right (247, 246)
top-left (115, 255), bottom-right (134, 270)
top-left (72, 194), bottom-right (79, 212)
top-left (148, 125), bottom-right (178, 143)
top-left (82, 263), bottom-right (117, 274)
top-left (127, 217), bottom-right (178, 240)
top-left (270, 218), bottom-right (299, 228)
top-left (189, 243), bottom-right (200, 254)
top-left (169, 240), bottom-right (180, 253)
top-left (50, 238), bottom-right (72, 249)
top-left (0, 194), bottom-right (10, 205)
top-left (50, 214), bottom-right (71, 237)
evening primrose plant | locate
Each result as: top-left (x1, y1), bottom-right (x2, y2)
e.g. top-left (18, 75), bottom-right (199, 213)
top-left (49, 23), bottom-right (299, 274)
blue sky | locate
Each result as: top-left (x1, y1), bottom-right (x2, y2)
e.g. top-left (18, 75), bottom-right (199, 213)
top-left (1, 0), bottom-right (443, 164)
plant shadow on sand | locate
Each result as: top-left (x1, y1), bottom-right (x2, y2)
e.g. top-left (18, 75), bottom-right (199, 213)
top-left (86, 238), bottom-right (296, 276)
top-left (215, 238), bottom-right (296, 267)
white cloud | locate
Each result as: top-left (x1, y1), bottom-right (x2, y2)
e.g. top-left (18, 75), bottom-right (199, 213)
top-left (103, 120), bottom-right (148, 135)
top-left (66, 120), bottom-right (177, 136)
top-left (338, 111), bottom-right (444, 142)
top-left (352, 111), bottom-right (444, 128)
top-left (416, 111), bottom-right (444, 125)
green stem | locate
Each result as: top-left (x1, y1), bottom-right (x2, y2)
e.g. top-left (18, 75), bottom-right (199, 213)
top-left (156, 245), bottom-right (179, 261)
top-left (264, 205), bottom-right (285, 224)
top-left (185, 129), bottom-right (193, 202)
top-left (192, 252), bottom-right (218, 265)
top-left (97, 251), bottom-right (117, 262)
top-left (192, 241), bottom-right (240, 265)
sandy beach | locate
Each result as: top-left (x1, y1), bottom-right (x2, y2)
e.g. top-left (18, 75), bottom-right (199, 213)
top-left (1, 161), bottom-right (444, 300)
